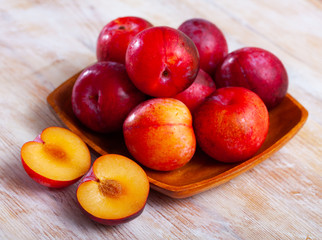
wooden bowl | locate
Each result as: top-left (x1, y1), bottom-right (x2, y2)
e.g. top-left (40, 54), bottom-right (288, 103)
top-left (47, 70), bottom-right (308, 198)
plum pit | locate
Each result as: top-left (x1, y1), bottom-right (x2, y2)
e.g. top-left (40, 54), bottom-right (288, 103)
top-left (43, 144), bottom-right (66, 160)
top-left (99, 179), bottom-right (123, 198)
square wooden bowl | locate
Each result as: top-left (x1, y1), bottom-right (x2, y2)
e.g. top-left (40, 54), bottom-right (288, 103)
top-left (47, 70), bottom-right (308, 198)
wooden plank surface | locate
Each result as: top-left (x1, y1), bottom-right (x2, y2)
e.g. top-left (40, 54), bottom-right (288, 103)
top-left (0, 0), bottom-right (321, 239)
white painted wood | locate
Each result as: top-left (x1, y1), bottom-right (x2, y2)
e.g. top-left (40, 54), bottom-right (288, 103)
top-left (0, 0), bottom-right (321, 239)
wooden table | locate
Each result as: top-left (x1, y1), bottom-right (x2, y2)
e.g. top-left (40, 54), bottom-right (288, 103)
top-left (1, 0), bottom-right (321, 239)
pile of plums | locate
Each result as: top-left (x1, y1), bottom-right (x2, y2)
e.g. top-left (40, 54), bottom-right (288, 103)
top-left (72, 16), bottom-right (288, 168)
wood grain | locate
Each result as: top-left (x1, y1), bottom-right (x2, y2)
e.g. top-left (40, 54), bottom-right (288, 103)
top-left (0, 0), bottom-right (321, 239)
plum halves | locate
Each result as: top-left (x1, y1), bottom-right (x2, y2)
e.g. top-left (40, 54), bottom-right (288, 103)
top-left (77, 154), bottom-right (149, 225)
top-left (20, 127), bottom-right (91, 188)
